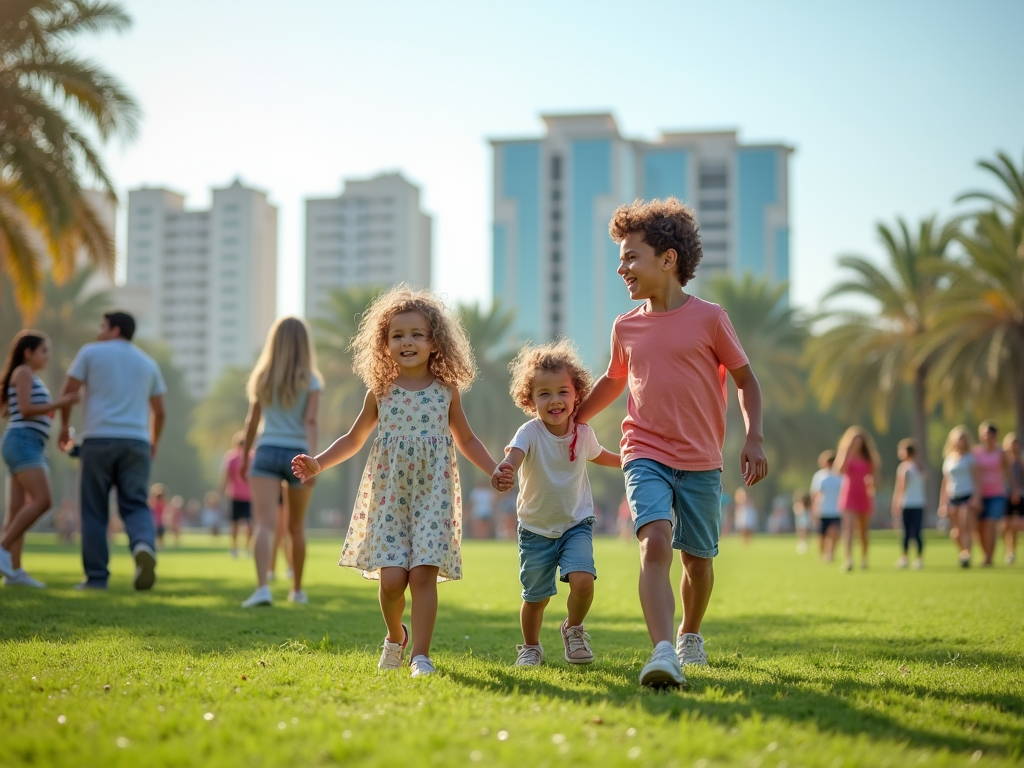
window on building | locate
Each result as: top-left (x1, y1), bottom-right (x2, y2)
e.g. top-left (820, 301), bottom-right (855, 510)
top-left (551, 271), bottom-right (561, 283)
top-left (551, 230), bottom-right (560, 242)
top-left (702, 221), bottom-right (727, 231)
top-left (700, 199), bottom-right (727, 212)
top-left (704, 241), bottom-right (727, 251)
top-left (551, 155), bottom-right (562, 181)
top-left (137, 206), bottom-right (153, 215)
top-left (552, 251), bottom-right (561, 263)
top-left (551, 189), bottom-right (561, 202)
top-left (223, 203), bottom-right (240, 212)
top-left (551, 312), bottom-right (560, 327)
top-left (551, 209), bottom-right (561, 222)
top-left (699, 172), bottom-right (727, 189)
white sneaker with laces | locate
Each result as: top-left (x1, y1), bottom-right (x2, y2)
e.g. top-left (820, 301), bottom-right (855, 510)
top-left (639, 640), bottom-right (687, 689)
top-left (0, 545), bottom-right (15, 579)
top-left (288, 590), bottom-right (308, 604)
top-left (410, 655), bottom-right (435, 677)
top-left (378, 624), bottom-right (409, 671)
top-left (895, 556), bottom-right (909, 569)
top-left (4, 568), bottom-right (46, 588)
top-left (515, 644), bottom-right (544, 666)
top-left (676, 633), bottom-right (708, 667)
top-left (132, 544), bottom-right (157, 591)
top-left (561, 620), bottom-right (594, 664)
top-left (241, 585), bottom-right (273, 608)
top-left (1007, 552), bottom-right (1016, 565)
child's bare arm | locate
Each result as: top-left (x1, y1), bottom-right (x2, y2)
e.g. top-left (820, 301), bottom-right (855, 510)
top-left (891, 465), bottom-right (905, 516)
top-left (448, 389), bottom-right (499, 474)
top-left (492, 447), bottom-right (525, 492)
top-left (292, 391), bottom-right (377, 481)
top-left (729, 364), bottom-right (767, 485)
top-left (590, 448), bottom-right (621, 468)
top-left (575, 374), bottom-right (626, 424)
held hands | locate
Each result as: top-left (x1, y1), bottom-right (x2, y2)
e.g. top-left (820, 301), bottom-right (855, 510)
top-left (55, 391), bottom-right (81, 408)
top-left (491, 461), bottom-right (515, 492)
top-left (739, 437), bottom-right (768, 486)
top-left (291, 454), bottom-right (321, 483)
top-left (58, 427), bottom-right (74, 452)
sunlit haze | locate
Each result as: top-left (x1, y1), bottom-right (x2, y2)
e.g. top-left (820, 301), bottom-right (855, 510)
top-left (75, 0), bottom-right (1024, 317)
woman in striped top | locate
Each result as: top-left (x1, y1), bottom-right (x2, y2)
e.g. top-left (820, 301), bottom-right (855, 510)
top-left (0, 331), bottom-right (80, 587)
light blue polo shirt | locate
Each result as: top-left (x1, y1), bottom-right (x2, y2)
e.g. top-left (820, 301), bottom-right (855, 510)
top-left (68, 340), bottom-right (166, 443)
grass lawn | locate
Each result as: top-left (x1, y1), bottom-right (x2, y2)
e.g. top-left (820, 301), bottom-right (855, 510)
top-left (1, 531), bottom-right (1022, 767)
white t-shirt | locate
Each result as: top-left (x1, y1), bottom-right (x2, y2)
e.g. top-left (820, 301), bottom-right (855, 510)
top-left (469, 486), bottom-right (493, 519)
top-left (507, 419), bottom-right (604, 538)
top-left (811, 469), bottom-right (842, 518)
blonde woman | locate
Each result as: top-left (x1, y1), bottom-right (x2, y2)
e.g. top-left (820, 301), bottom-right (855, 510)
top-left (939, 426), bottom-right (981, 568)
top-left (835, 426), bottom-right (881, 571)
top-left (239, 317), bottom-right (321, 607)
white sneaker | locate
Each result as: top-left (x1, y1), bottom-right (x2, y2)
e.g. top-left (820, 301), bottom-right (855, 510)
top-left (796, 541), bottom-right (808, 555)
top-left (912, 558), bottom-right (923, 570)
top-left (895, 556), bottom-right (909, 569)
top-left (1006, 552), bottom-right (1016, 565)
top-left (378, 624), bottom-right (409, 671)
top-left (639, 640), bottom-right (687, 689)
top-left (241, 585), bottom-right (273, 608)
top-left (288, 590), bottom-right (307, 604)
top-left (4, 568), bottom-right (46, 588)
top-left (410, 655), bottom-right (435, 677)
top-left (515, 644), bottom-right (544, 666)
top-left (133, 544), bottom-right (157, 591)
top-left (0, 545), bottom-right (15, 579)
top-left (676, 633), bottom-right (708, 666)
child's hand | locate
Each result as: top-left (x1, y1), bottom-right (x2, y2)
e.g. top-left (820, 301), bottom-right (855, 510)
top-left (740, 438), bottom-right (768, 486)
top-left (291, 454), bottom-right (321, 483)
top-left (491, 462), bottom-right (515, 492)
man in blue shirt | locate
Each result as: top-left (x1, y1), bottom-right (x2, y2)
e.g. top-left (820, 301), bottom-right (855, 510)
top-left (59, 312), bottom-right (166, 590)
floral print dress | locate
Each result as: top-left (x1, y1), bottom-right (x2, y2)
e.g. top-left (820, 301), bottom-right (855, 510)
top-left (339, 382), bottom-right (463, 582)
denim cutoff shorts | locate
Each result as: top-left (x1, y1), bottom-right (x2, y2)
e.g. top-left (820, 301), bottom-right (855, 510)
top-left (250, 444), bottom-right (306, 487)
top-left (624, 458), bottom-right (723, 558)
top-left (518, 517), bottom-right (597, 602)
top-left (979, 496), bottom-right (1007, 521)
top-left (1, 428), bottom-right (48, 474)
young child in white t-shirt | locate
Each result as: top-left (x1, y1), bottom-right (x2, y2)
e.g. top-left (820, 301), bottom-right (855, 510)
top-left (492, 340), bottom-right (620, 667)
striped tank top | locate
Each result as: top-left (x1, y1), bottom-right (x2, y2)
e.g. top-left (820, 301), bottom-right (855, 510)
top-left (6, 374), bottom-right (52, 438)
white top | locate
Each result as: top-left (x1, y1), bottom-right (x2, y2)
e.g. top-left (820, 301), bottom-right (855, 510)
top-left (901, 462), bottom-right (926, 508)
top-left (469, 486), bottom-right (493, 518)
top-left (943, 452), bottom-right (976, 499)
top-left (810, 469), bottom-right (842, 517)
top-left (68, 340), bottom-right (166, 442)
top-left (507, 418), bottom-right (603, 538)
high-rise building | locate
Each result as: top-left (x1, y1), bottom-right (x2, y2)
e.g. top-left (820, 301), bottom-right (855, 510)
top-left (491, 113), bottom-right (792, 366)
top-left (304, 172), bottom-right (432, 321)
top-left (125, 180), bottom-right (278, 397)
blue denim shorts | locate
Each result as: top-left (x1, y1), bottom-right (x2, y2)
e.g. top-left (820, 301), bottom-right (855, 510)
top-left (980, 496), bottom-right (1007, 521)
top-left (1, 428), bottom-right (48, 474)
top-left (518, 518), bottom-right (597, 602)
top-left (624, 459), bottom-right (723, 558)
top-left (250, 444), bottom-right (305, 487)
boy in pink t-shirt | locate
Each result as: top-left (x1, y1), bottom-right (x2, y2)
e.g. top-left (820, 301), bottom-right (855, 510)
top-left (576, 198), bottom-right (768, 690)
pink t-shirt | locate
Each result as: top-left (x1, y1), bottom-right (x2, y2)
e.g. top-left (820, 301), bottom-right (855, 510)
top-left (973, 446), bottom-right (1006, 498)
top-left (607, 296), bottom-right (749, 471)
top-left (224, 449), bottom-right (252, 502)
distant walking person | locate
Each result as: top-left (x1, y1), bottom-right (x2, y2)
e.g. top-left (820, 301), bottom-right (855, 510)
top-left (1004, 433), bottom-right (1023, 564)
top-left (149, 483), bottom-right (167, 548)
top-left (891, 439), bottom-right (926, 570)
top-left (58, 312), bottom-right (166, 590)
top-left (939, 426), bottom-right (981, 568)
top-left (835, 426), bottom-right (880, 571)
top-left (0, 331), bottom-right (80, 587)
top-left (973, 422), bottom-right (1020, 567)
top-left (239, 317), bottom-right (320, 607)
top-left (218, 431), bottom-right (253, 557)
top-left (810, 450), bottom-right (842, 562)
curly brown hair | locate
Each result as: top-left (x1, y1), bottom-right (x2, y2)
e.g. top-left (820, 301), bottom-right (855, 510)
top-left (608, 197), bottom-right (703, 286)
top-left (508, 339), bottom-right (593, 416)
top-left (350, 285), bottom-right (476, 398)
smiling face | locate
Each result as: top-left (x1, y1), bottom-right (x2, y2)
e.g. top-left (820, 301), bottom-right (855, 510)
top-left (617, 231), bottom-right (679, 301)
top-left (387, 311), bottom-right (435, 372)
top-left (23, 338), bottom-right (51, 371)
top-left (530, 367), bottom-right (577, 436)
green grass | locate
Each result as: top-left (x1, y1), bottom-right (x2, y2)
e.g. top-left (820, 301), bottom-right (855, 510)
top-left (1, 532), bottom-right (1023, 768)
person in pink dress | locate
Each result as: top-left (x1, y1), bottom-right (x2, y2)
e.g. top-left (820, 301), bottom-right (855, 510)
top-left (973, 422), bottom-right (1021, 567)
top-left (835, 426), bottom-right (881, 571)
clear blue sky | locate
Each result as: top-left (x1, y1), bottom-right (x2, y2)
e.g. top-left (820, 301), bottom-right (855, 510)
top-left (76, 0), bottom-right (1024, 317)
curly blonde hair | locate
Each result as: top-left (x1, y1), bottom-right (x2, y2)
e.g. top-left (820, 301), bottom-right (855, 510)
top-left (350, 285), bottom-right (476, 398)
top-left (508, 339), bottom-right (593, 415)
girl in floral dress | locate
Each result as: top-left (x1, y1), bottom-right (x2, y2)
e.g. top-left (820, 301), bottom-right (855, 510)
top-left (292, 286), bottom-right (499, 677)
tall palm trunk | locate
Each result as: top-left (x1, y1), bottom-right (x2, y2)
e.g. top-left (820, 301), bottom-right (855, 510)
top-left (911, 362), bottom-right (937, 515)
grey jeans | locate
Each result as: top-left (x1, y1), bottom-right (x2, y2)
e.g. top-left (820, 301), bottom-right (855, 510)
top-left (80, 438), bottom-right (155, 584)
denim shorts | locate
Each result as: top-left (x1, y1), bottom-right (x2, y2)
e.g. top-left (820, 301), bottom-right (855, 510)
top-left (980, 496), bottom-right (1007, 521)
top-left (518, 518), bottom-right (597, 602)
top-left (250, 444), bottom-right (305, 487)
top-left (1, 428), bottom-right (48, 474)
top-left (624, 458), bottom-right (723, 558)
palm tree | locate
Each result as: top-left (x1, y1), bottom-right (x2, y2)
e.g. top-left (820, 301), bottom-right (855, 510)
top-left (0, 0), bottom-right (139, 318)
top-left (805, 217), bottom-right (958, 489)
top-left (921, 210), bottom-right (1024, 433)
top-left (957, 151), bottom-right (1024, 221)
